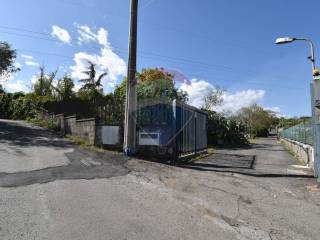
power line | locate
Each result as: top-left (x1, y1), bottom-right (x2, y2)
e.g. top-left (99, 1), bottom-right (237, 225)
top-left (1, 26), bottom-right (308, 87)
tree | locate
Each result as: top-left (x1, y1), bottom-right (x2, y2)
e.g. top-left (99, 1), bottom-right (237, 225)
top-left (138, 68), bottom-right (188, 102)
top-left (236, 104), bottom-right (277, 137)
top-left (202, 86), bottom-right (225, 111)
top-left (54, 75), bottom-right (75, 101)
top-left (137, 68), bottom-right (174, 83)
top-left (78, 61), bottom-right (107, 103)
top-left (0, 84), bottom-right (5, 93)
top-left (111, 68), bottom-right (188, 103)
top-left (0, 42), bottom-right (20, 80)
top-left (33, 66), bottom-right (57, 97)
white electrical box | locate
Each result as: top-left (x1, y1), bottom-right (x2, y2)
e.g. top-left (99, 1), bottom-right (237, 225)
top-left (138, 132), bottom-right (160, 146)
top-left (102, 126), bottom-right (120, 145)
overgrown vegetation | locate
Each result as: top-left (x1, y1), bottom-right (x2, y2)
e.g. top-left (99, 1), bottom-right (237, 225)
top-left (0, 42), bottom-right (282, 148)
top-left (27, 116), bottom-right (60, 131)
top-left (207, 111), bottom-right (249, 146)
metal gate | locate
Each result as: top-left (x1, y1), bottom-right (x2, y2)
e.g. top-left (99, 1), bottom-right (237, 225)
top-left (174, 100), bottom-right (208, 162)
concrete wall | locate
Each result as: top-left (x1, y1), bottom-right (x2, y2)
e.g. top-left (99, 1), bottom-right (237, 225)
top-left (76, 118), bottom-right (96, 145)
top-left (280, 137), bottom-right (314, 169)
top-left (55, 114), bottom-right (65, 135)
top-left (44, 112), bottom-right (120, 147)
top-left (64, 115), bottom-right (77, 135)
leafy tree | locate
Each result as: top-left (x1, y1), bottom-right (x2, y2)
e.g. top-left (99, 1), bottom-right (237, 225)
top-left (0, 84), bottom-right (4, 93)
top-left (0, 92), bottom-right (13, 118)
top-left (278, 116), bottom-right (310, 129)
top-left (0, 42), bottom-right (20, 79)
top-left (54, 75), bottom-right (75, 101)
top-left (137, 68), bottom-right (188, 102)
top-left (112, 68), bottom-right (188, 103)
top-left (113, 77), bottom-right (126, 101)
top-left (78, 61), bottom-right (107, 103)
top-left (236, 104), bottom-right (277, 137)
top-left (33, 66), bottom-right (57, 97)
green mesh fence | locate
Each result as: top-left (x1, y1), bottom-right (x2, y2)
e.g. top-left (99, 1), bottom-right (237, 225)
top-left (280, 121), bottom-right (314, 146)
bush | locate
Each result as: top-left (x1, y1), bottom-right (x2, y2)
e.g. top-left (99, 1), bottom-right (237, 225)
top-left (27, 117), bottom-right (60, 131)
top-left (0, 92), bottom-right (52, 120)
top-left (207, 112), bottom-right (249, 146)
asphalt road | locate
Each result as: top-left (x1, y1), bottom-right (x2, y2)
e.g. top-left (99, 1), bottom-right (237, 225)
top-left (0, 119), bottom-right (320, 240)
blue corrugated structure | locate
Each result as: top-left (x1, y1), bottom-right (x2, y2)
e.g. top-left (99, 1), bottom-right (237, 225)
top-left (137, 98), bottom-right (207, 163)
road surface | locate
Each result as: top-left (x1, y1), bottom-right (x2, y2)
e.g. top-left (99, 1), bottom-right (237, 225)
top-left (0, 119), bottom-right (319, 240)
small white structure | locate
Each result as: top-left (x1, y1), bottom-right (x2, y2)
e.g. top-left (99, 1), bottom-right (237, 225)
top-left (102, 126), bottom-right (120, 145)
top-left (138, 132), bottom-right (160, 146)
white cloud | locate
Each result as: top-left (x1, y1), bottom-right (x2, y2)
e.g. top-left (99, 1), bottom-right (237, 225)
top-left (31, 75), bottom-right (38, 85)
top-left (15, 62), bottom-right (21, 69)
top-left (77, 25), bottom-right (109, 47)
top-left (97, 28), bottom-right (108, 46)
top-left (4, 80), bottom-right (28, 93)
top-left (179, 79), bottom-right (214, 108)
top-left (21, 54), bottom-right (33, 60)
top-left (70, 25), bottom-right (126, 92)
top-left (25, 61), bottom-right (40, 67)
top-left (77, 25), bottom-right (96, 44)
top-left (215, 89), bottom-right (265, 114)
top-left (51, 25), bottom-right (72, 44)
top-left (265, 106), bottom-right (281, 113)
top-left (21, 54), bottom-right (39, 67)
top-left (179, 79), bottom-right (266, 114)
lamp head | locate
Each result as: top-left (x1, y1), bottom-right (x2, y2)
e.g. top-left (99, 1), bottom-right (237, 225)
top-left (275, 37), bottom-right (296, 44)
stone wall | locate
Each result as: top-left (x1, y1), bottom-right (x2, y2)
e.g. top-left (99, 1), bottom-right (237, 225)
top-left (55, 114), bottom-right (65, 135)
top-left (76, 118), bottom-right (96, 145)
top-left (64, 115), bottom-right (77, 135)
top-left (44, 112), bottom-right (121, 147)
top-left (280, 137), bottom-right (314, 170)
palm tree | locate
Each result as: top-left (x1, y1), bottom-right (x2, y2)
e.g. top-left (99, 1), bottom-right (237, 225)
top-left (79, 61), bottom-right (107, 92)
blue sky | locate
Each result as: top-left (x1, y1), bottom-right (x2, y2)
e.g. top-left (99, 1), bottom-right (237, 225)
top-left (1, 0), bottom-right (320, 117)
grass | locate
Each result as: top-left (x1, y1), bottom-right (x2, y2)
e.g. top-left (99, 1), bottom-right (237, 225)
top-left (27, 117), bottom-right (60, 131)
top-left (189, 147), bottom-right (216, 162)
top-left (65, 135), bottom-right (105, 152)
top-left (279, 140), bottom-right (306, 166)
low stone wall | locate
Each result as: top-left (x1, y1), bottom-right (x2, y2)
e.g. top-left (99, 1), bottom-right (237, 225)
top-left (44, 112), bottom-right (120, 147)
top-left (76, 118), bottom-right (96, 145)
top-left (55, 114), bottom-right (65, 135)
top-left (280, 137), bottom-right (314, 169)
top-left (64, 115), bottom-right (77, 135)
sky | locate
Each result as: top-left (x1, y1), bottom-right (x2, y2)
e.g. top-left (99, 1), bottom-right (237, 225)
top-left (1, 0), bottom-right (320, 117)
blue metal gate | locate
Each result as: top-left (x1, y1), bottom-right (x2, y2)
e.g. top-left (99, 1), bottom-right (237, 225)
top-left (174, 100), bottom-right (207, 162)
top-left (137, 98), bottom-right (207, 163)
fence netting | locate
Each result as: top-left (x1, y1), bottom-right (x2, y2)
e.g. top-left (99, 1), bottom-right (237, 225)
top-left (280, 121), bottom-right (314, 146)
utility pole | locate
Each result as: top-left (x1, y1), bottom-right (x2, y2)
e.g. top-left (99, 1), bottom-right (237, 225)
top-left (124, 0), bottom-right (138, 156)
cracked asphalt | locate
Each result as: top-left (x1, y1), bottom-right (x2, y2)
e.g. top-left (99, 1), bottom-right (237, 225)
top-left (0, 119), bottom-right (320, 240)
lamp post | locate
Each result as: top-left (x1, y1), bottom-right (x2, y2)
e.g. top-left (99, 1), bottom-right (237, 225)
top-left (275, 36), bottom-right (320, 180)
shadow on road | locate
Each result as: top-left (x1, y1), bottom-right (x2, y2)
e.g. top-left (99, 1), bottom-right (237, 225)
top-left (0, 148), bottom-right (131, 188)
top-left (0, 120), bottom-right (74, 149)
top-left (0, 120), bottom-right (132, 188)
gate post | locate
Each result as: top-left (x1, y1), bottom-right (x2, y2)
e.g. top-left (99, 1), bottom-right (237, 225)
top-left (194, 112), bottom-right (197, 155)
top-left (171, 99), bottom-right (178, 165)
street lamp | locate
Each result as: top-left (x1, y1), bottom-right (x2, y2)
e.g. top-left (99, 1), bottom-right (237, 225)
top-left (275, 37), bottom-right (295, 45)
top-left (275, 37), bottom-right (316, 73)
top-left (275, 36), bottom-right (320, 181)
